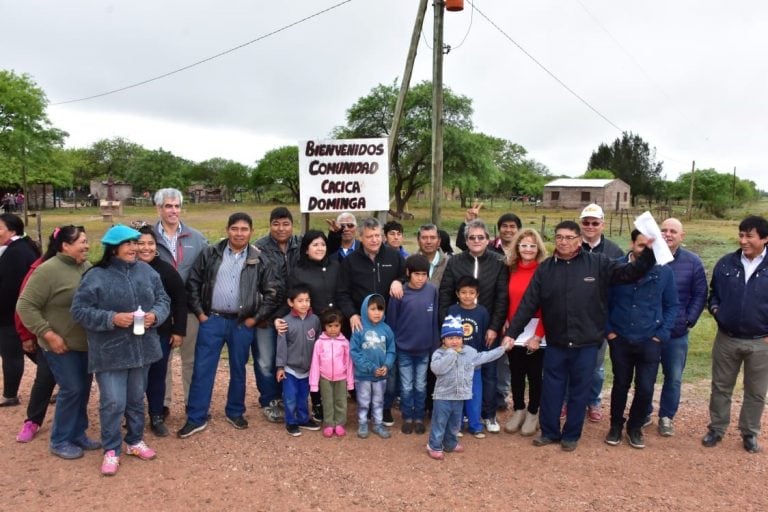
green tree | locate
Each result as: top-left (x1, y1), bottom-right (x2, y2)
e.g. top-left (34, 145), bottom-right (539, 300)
top-left (253, 146), bottom-right (300, 203)
top-left (85, 137), bottom-right (144, 184)
top-left (672, 168), bottom-right (759, 217)
top-left (0, 70), bottom-right (67, 192)
top-left (334, 80), bottom-right (473, 214)
top-left (587, 132), bottom-right (663, 205)
top-left (218, 160), bottom-right (250, 201)
top-left (125, 148), bottom-right (190, 194)
top-left (443, 128), bottom-right (503, 207)
top-left (581, 168), bottom-right (615, 179)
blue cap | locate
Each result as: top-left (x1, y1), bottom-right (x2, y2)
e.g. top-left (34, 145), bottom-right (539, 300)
top-left (101, 224), bottom-right (141, 245)
top-left (441, 315), bottom-right (464, 339)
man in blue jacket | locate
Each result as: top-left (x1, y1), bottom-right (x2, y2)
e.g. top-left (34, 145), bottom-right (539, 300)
top-left (703, 215), bottom-right (768, 454)
top-left (604, 230), bottom-right (678, 449)
top-left (652, 218), bottom-right (707, 436)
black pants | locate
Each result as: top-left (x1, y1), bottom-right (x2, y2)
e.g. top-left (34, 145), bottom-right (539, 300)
top-left (508, 346), bottom-right (544, 414)
top-left (26, 349), bottom-right (56, 424)
top-left (0, 324), bottom-right (33, 399)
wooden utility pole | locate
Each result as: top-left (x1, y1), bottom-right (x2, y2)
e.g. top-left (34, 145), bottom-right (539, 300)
top-left (732, 166), bottom-right (737, 200)
top-left (686, 160), bottom-right (695, 221)
top-left (430, 1), bottom-right (445, 225)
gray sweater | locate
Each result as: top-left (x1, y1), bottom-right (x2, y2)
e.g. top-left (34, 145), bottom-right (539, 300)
top-left (431, 344), bottom-right (506, 401)
top-left (276, 310), bottom-right (321, 376)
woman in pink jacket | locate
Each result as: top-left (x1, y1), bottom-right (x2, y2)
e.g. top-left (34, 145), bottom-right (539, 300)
top-left (309, 308), bottom-right (354, 438)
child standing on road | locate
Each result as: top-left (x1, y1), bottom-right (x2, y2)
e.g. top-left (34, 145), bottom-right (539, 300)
top-left (427, 315), bottom-right (512, 460)
top-left (351, 294), bottom-right (397, 439)
top-left (386, 255), bottom-right (439, 434)
top-left (309, 308), bottom-right (354, 438)
top-left (276, 286), bottom-right (323, 437)
top-left (446, 276), bottom-right (490, 439)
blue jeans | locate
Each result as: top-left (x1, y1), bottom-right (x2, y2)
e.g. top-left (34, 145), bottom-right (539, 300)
top-left (428, 399), bottom-right (463, 452)
top-left (589, 340), bottom-right (607, 407)
top-left (657, 333), bottom-right (688, 419)
top-left (282, 373), bottom-right (310, 427)
top-left (608, 337), bottom-right (661, 430)
top-left (251, 325), bottom-right (278, 407)
top-left (187, 315), bottom-right (253, 425)
top-left (540, 345), bottom-right (598, 442)
top-left (96, 366), bottom-right (149, 455)
top-left (480, 359), bottom-right (497, 419)
top-left (146, 333), bottom-right (172, 416)
top-left (44, 350), bottom-right (92, 449)
top-left (356, 379), bottom-right (386, 426)
top-left (398, 353), bottom-right (429, 421)
top-left (463, 369), bottom-right (483, 433)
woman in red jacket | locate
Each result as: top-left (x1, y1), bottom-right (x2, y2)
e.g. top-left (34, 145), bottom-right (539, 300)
top-left (503, 228), bottom-right (547, 436)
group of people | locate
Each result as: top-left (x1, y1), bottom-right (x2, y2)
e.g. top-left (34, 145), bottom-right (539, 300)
top-left (1, 192), bottom-right (767, 475)
top-left (1, 191), bottom-right (24, 214)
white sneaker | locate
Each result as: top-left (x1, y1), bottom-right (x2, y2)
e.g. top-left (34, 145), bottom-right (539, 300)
top-left (484, 417), bottom-right (500, 433)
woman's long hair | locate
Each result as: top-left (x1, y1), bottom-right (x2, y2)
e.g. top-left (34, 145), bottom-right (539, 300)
top-left (297, 230), bottom-right (329, 267)
top-left (507, 228), bottom-right (547, 272)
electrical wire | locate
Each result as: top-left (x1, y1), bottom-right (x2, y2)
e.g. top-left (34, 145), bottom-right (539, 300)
top-left (467, 0), bottom-right (623, 132)
top-left (52, 0), bottom-right (353, 105)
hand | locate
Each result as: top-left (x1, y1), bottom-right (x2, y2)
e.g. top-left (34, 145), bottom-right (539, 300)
top-left (21, 339), bottom-right (37, 354)
top-left (144, 312), bottom-right (157, 329)
top-left (606, 332), bottom-right (618, 341)
top-left (350, 314), bottom-right (363, 332)
top-left (465, 202), bottom-right (482, 222)
top-left (44, 331), bottom-right (69, 354)
top-left (198, 313), bottom-right (209, 323)
top-left (389, 280), bottom-right (404, 300)
top-left (374, 366), bottom-right (388, 377)
top-left (243, 317), bottom-right (256, 328)
top-left (325, 218), bottom-right (340, 232)
top-left (274, 318), bottom-right (288, 335)
top-left (170, 334), bottom-right (183, 348)
top-left (113, 312), bottom-right (134, 329)
top-left (485, 329), bottom-right (498, 348)
top-left (524, 336), bottom-right (541, 352)
top-left (276, 368), bottom-right (286, 382)
top-left (501, 336), bottom-right (515, 351)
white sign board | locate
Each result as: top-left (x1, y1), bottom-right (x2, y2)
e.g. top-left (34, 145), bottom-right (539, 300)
top-left (298, 138), bottom-right (389, 213)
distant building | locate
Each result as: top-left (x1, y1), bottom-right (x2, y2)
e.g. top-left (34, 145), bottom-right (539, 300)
top-left (543, 178), bottom-right (630, 211)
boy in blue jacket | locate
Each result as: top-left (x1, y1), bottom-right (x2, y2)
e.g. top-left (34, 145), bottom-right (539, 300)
top-left (350, 294), bottom-right (396, 439)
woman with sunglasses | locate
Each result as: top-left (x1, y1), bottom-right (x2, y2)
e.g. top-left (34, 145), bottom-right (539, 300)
top-left (135, 224), bottom-right (187, 437)
top-left (503, 228), bottom-right (548, 437)
top-left (0, 213), bottom-right (41, 407)
top-left (16, 225), bottom-right (96, 458)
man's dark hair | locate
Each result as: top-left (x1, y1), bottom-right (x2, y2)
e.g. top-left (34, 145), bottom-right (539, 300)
top-left (405, 254), bottom-right (430, 273)
top-left (630, 228), bottom-right (642, 242)
top-left (269, 206), bottom-right (293, 223)
top-left (555, 220), bottom-right (580, 235)
top-left (739, 215), bottom-right (768, 238)
top-left (383, 221), bottom-right (404, 235)
top-left (497, 213), bottom-right (522, 230)
top-left (287, 284), bottom-right (311, 302)
top-left (227, 212), bottom-right (252, 228)
top-left (456, 275), bottom-right (480, 292)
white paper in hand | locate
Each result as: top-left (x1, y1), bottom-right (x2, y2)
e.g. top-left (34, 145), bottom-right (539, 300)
top-left (633, 211), bottom-right (674, 265)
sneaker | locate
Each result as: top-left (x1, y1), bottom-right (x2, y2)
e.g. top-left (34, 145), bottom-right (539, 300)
top-left (471, 431), bottom-right (486, 439)
top-left (504, 409), bottom-right (526, 434)
top-left (427, 447), bottom-right (444, 460)
top-left (334, 425), bottom-right (346, 437)
top-left (642, 415), bottom-right (653, 428)
top-left (561, 439), bottom-right (578, 452)
top-left (605, 425), bottom-right (622, 446)
top-left (50, 442), bottom-right (84, 460)
top-left (450, 443), bottom-right (465, 453)
top-left (312, 404), bottom-right (323, 422)
top-left (299, 419), bottom-right (321, 431)
top-left (587, 405), bottom-right (603, 422)
top-left (372, 424), bottom-right (391, 439)
top-left (101, 450), bottom-right (120, 476)
top-left (658, 417), bottom-right (675, 437)
top-left (225, 415), bottom-right (249, 430)
top-left (0, 396), bottom-right (20, 407)
top-left (484, 417), bottom-right (501, 433)
top-left (286, 425), bottom-right (302, 437)
top-left (401, 422), bottom-right (414, 434)
top-left (73, 435), bottom-right (102, 451)
top-left (357, 423), bottom-right (369, 439)
top-left (521, 411), bottom-right (539, 436)
top-left (382, 409), bottom-right (395, 427)
top-left (628, 429), bottom-right (645, 449)
top-left (177, 421), bottom-right (207, 438)
top-left (413, 421), bottom-right (426, 435)
top-left (533, 436), bottom-right (557, 447)
top-left (262, 401), bottom-right (284, 423)
top-left (560, 403), bottom-right (567, 420)
top-left (150, 415), bottom-right (169, 437)
top-left (16, 420), bottom-right (40, 443)
top-left (126, 440), bottom-right (156, 460)
top-left (456, 431), bottom-right (464, 438)
top-left (322, 426), bottom-right (334, 438)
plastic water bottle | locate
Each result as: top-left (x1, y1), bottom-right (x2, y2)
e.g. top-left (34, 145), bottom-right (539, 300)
top-left (133, 306), bottom-right (145, 335)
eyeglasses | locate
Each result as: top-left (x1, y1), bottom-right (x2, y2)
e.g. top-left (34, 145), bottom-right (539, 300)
top-left (340, 223), bottom-right (356, 229)
top-left (554, 235), bottom-right (580, 242)
top-left (518, 243), bottom-right (538, 249)
top-left (581, 220), bottom-right (601, 227)
top-left (467, 235), bottom-right (487, 241)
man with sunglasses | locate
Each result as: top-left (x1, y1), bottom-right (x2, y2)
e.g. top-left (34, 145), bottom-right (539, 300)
top-left (576, 203), bottom-right (623, 423)
top-left (153, 188), bottom-right (208, 418)
top-left (326, 212), bottom-right (359, 262)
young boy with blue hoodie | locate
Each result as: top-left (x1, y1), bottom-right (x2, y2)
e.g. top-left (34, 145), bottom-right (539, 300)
top-left (350, 294), bottom-right (396, 439)
top-left (427, 315), bottom-right (512, 460)
top-left (386, 254), bottom-right (439, 434)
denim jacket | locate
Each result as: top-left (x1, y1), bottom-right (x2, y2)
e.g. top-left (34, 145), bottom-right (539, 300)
top-left (431, 344), bottom-right (506, 401)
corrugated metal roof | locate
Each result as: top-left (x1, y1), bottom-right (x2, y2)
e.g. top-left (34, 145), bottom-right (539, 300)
top-left (545, 178), bottom-right (615, 188)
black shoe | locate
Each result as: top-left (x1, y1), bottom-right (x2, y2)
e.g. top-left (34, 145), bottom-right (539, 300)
top-left (312, 404), bottom-right (323, 422)
top-left (150, 415), bottom-right (169, 437)
top-left (560, 439), bottom-right (578, 452)
top-left (162, 406), bottom-right (171, 420)
top-left (743, 434), bottom-right (760, 453)
top-left (701, 430), bottom-right (723, 448)
top-left (226, 415), bottom-right (249, 430)
top-left (286, 425), bottom-right (302, 437)
top-left (299, 419), bottom-right (321, 431)
top-left (414, 421), bottom-right (426, 435)
top-left (177, 421), bottom-right (207, 438)
top-left (533, 435), bottom-right (558, 447)
top-left (605, 425), bottom-right (622, 446)
top-left (401, 422), bottom-right (414, 434)
top-left (628, 429), bottom-right (645, 449)
top-left (0, 396), bottom-right (20, 407)
top-left (642, 415), bottom-right (652, 428)
top-left (382, 409), bottom-right (395, 427)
